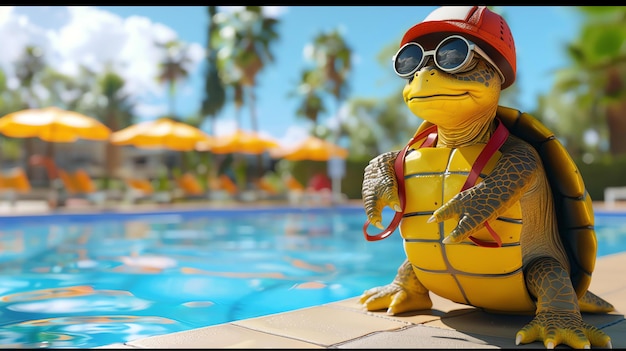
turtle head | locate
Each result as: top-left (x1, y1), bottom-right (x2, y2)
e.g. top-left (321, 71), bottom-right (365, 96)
top-left (401, 51), bottom-right (502, 130)
top-left (394, 6), bottom-right (515, 131)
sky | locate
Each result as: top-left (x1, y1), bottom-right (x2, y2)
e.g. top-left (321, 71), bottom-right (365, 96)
top-left (0, 6), bottom-right (583, 147)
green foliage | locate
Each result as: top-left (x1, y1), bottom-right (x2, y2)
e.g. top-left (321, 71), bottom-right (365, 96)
top-left (290, 157), bottom-right (370, 200)
top-left (1, 138), bottom-right (22, 162)
top-left (576, 154), bottom-right (626, 200)
top-left (156, 40), bottom-right (192, 117)
top-left (201, 6), bottom-right (226, 120)
top-left (155, 168), bottom-right (171, 192)
top-left (538, 6), bottom-right (626, 158)
top-left (289, 27), bottom-right (352, 140)
top-left (233, 157), bottom-right (248, 190)
top-left (290, 68), bottom-right (327, 128)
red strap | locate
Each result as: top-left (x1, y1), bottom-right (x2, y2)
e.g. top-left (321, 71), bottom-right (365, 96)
top-left (363, 119), bottom-right (509, 248)
top-left (461, 120), bottom-right (508, 248)
top-left (461, 120), bottom-right (509, 192)
top-left (363, 125), bottom-right (437, 241)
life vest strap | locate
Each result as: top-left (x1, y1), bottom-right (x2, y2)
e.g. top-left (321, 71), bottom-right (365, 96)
top-left (363, 119), bottom-right (509, 248)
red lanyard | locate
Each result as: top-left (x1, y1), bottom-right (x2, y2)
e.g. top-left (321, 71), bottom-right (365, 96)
top-left (363, 119), bottom-right (509, 248)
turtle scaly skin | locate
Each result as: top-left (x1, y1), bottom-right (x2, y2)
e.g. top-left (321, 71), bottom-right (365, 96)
top-left (360, 52), bottom-right (615, 349)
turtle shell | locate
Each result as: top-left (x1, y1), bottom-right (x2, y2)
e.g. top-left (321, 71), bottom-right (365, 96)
top-left (412, 105), bottom-right (596, 299)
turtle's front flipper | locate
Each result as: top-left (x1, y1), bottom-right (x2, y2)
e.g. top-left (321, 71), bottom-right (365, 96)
top-left (359, 259), bottom-right (432, 315)
top-left (362, 150), bottom-right (402, 229)
top-left (430, 136), bottom-right (539, 244)
top-left (517, 257), bottom-right (612, 349)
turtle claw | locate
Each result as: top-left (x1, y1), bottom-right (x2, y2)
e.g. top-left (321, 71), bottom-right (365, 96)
top-left (362, 150), bottom-right (401, 227)
top-left (441, 235), bottom-right (455, 244)
top-left (360, 283), bottom-right (432, 315)
top-left (515, 311), bottom-right (611, 349)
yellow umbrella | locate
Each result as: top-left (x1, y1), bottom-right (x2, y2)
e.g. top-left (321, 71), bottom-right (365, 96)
top-left (196, 129), bottom-right (279, 155)
top-left (110, 118), bottom-right (213, 151)
top-left (270, 136), bottom-right (348, 161)
top-left (0, 106), bottom-right (111, 142)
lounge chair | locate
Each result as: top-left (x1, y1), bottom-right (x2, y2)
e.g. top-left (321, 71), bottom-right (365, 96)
top-left (255, 175), bottom-right (283, 200)
top-left (285, 174), bottom-right (334, 206)
top-left (57, 169), bottom-right (81, 195)
top-left (124, 177), bottom-right (155, 204)
top-left (285, 174), bottom-right (305, 205)
top-left (174, 172), bottom-right (206, 200)
top-left (57, 168), bottom-right (105, 206)
top-left (0, 167), bottom-right (32, 205)
top-left (208, 174), bottom-right (238, 201)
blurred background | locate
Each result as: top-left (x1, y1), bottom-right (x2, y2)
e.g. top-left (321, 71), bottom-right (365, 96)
top-left (0, 6), bottom-right (625, 202)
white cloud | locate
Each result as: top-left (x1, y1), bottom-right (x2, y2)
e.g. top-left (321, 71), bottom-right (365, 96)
top-left (262, 6), bottom-right (288, 19)
top-left (213, 118), bottom-right (238, 136)
top-left (216, 6), bottom-right (287, 19)
top-left (277, 125), bottom-right (310, 148)
top-left (0, 6), bottom-right (205, 119)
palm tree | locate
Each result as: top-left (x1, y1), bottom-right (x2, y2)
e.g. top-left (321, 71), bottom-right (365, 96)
top-left (14, 46), bottom-right (46, 109)
top-left (201, 5), bottom-right (226, 134)
top-left (309, 29), bottom-right (352, 140)
top-left (231, 6), bottom-right (279, 133)
top-left (539, 6), bottom-right (626, 158)
top-left (0, 68), bottom-right (26, 165)
top-left (96, 68), bottom-right (135, 189)
top-left (13, 45), bottom-right (47, 179)
top-left (215, 6), bottom-right (280, 179)
top-left (40, 65), bottom-right (96, 111)
top-left (289, 68), bottom-right (327, 137)
top-left (156, 40), bottom-right (192, 118)
top-left (215, 6), bottom-right (280, 131)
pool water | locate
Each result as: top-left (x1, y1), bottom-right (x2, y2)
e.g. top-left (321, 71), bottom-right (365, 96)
top-left (0, 206), bottom-right (624, 348)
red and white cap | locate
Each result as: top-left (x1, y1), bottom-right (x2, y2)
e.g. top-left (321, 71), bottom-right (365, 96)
top-left (401, 6), bottom-right (516, 89)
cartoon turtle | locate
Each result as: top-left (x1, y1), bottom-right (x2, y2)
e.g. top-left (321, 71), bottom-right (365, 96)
top-left (360, 6), bottom-right (615, 349)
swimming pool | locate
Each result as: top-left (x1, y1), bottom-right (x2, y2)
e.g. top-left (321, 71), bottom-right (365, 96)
top-left (0, 205), bottom-right (624, 348)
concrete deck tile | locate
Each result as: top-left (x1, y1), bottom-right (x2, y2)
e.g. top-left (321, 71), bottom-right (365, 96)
top-left (600, 319), bottom-right (626, 349)
top-left (232, 305), bottom-right (410, 347)
top-left (587, 253), bottom-right (626, 314)
top-left (125, 323), bottom-right (323, 349)
top-left (328, 292), bottom-right (477, 325)
top-left (92, 343), bottom-right (140, 349)
top-left (337, 323), bottom-right (534, 349)
top-left (331, 293), bottom-right (472, 314)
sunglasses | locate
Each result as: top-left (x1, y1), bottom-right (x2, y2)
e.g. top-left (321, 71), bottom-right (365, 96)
top-left (392, 35), bottom-right (505, 84)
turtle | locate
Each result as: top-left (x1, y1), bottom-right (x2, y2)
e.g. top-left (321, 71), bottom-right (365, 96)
top-left (359, 6), bottom-right (615, 349)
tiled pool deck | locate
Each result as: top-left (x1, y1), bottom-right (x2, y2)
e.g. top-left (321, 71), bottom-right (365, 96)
top-left (2, 199), bottom-right (624, 349)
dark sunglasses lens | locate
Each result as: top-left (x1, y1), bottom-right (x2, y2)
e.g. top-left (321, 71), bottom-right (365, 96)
top-left (436, 38), bottom-right (470, 70)
top-left (395, 44), bottom-right (423, 76)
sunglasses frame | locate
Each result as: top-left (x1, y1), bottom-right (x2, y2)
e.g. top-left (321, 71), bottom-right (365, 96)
top-left (393, 35), bottom-right (505, 84)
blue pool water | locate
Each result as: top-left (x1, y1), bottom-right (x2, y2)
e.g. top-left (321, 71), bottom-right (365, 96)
top-left (0, 205), bottom-right (624, 348)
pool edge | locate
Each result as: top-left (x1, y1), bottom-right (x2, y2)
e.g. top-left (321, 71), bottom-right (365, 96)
top-left (96, 252), bottom-right (626, 349)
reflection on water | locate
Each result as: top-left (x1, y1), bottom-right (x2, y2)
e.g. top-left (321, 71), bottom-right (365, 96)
top-left (0, 207), bottom-right (623, 348)
top-left (0, 207), bottom-right (404, 348)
